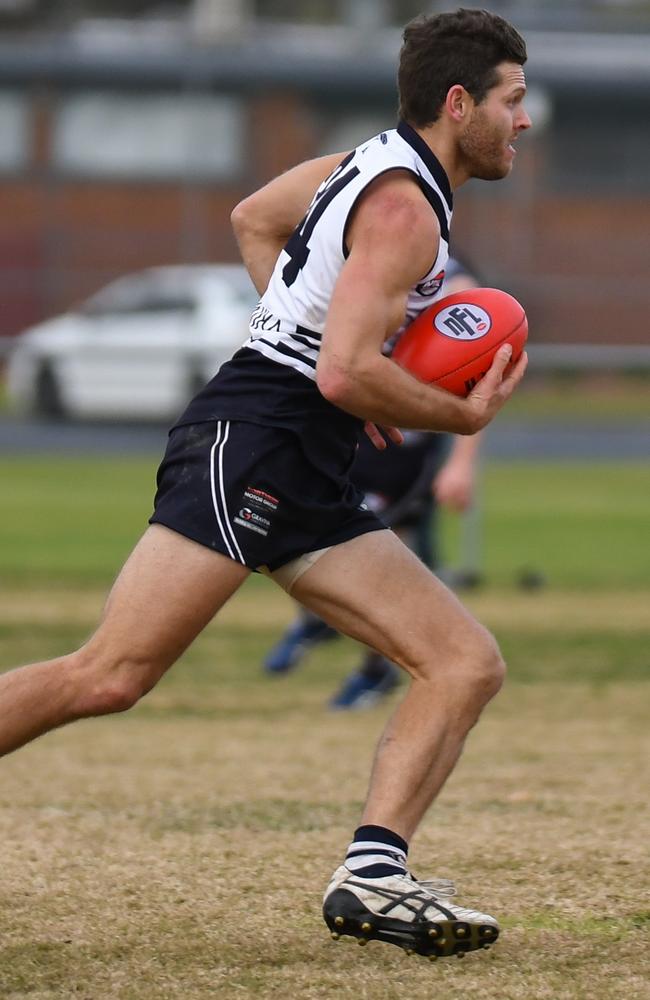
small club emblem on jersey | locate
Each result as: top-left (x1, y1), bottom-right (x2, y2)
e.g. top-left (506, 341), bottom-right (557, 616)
top-left (434, 303), bottom-right (492, 340)
top-left (416, 269), bottom-right (445, 297)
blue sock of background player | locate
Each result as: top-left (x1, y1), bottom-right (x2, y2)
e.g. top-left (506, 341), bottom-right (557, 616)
top-left (263, 606), bottom-right (399, 708)
top-left (263, 608), bottom-right (339, 674)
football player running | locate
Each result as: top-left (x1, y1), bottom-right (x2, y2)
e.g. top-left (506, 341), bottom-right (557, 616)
top-left (0, 9), bottom-right (529, 960)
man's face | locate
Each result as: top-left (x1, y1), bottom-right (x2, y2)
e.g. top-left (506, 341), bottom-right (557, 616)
top-left (459, 62), bottom-right (531, 180)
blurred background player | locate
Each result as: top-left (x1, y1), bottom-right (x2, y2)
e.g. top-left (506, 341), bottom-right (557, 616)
top-left (262, 256), bottom-right (483, 708)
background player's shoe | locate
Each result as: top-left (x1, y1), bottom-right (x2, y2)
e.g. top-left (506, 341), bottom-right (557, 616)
top-left (323, 865), bottom-right (499, 959)
top-left (263, 615), bottom-right (339, 674)
top-left (329, 659), bottom-right (400, 710)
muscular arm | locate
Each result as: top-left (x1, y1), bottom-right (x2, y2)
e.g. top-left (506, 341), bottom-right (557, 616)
top-left (231, 152), bottom-right (348, 295)
top-left (316, 173), bottom-right (527, 435)
top-left (231, 151), bottom-right (404, 449)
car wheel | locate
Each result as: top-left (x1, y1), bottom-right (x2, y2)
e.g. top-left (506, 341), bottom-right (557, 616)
top-left (35, 362), bottom-right (66, 419)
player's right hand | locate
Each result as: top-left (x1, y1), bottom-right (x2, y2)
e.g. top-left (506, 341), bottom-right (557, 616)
top-left (464, 344), bottom-right (528, 432)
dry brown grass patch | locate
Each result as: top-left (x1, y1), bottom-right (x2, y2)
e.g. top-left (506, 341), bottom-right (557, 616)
top-left (2, 582), bottom-right (649, 634)
top-left (0, 583), bottom-right (648, 997)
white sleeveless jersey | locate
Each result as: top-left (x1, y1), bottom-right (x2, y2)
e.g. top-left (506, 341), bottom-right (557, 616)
top-left (244, 120), bottom-right (453, 382)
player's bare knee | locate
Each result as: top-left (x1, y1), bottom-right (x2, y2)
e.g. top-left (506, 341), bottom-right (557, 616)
top-left (68, 647), bottom-right (163, 717)
top-left (89, 672), bottom-right (145, 715)
top-left (467, 627), bottom-right (506, 703)
top-left (422, 623), bottom-right (505, 705)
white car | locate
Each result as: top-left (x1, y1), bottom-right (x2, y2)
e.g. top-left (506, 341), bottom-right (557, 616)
top-left (6, 264), bottom-right (258, 421)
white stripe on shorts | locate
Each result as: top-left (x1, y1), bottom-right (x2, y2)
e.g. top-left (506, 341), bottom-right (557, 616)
top-left (209, 421), bottom-right (245, 564)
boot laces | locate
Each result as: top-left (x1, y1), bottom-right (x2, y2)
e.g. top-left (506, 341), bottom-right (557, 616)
top-left (405, 874), bottom-right (457, 898)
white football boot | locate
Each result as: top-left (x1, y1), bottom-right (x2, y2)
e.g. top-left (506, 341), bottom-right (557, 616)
top-left (323, 865), bottom-right (499, 959)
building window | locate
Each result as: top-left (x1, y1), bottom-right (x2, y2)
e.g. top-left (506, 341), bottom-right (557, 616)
top-left (0, 91), bottom-right (29, 171)
top-left (315, 110), bottom-right (395, 157)
top-left (53, 91), bottom-right (244, 180)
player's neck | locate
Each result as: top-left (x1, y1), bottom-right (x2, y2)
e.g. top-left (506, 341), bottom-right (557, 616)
top-left (412, 123), bottom-right (470, 191)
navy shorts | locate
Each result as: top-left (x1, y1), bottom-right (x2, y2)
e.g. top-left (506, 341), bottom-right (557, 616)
top-left (149, 420), bottom-right (385, 572)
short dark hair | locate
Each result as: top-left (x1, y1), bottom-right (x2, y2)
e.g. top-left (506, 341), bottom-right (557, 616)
top-left (398, 8), bottom-right (527, 127)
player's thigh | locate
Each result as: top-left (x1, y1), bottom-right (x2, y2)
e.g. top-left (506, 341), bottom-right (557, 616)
top-left (291, 529), bottom-right (489, 678)
top-left (87, 524), bottom-right (250, 670)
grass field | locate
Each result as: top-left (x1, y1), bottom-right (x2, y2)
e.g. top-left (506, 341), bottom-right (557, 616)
top-left (0, 454), bottom-right (649, 999)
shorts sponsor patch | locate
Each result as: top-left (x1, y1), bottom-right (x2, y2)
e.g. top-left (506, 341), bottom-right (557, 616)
top-left (243, 486), bottom-right (279, 512)
top-left (234, 506), bottom-right (271, 536)
top-left (240, 507), bottom-right (270, 527)
top-left (234, 516), bottom-right (268, 536)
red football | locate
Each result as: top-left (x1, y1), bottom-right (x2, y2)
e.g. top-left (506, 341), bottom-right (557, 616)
top-left (392, 287), bottom-right (527, 397)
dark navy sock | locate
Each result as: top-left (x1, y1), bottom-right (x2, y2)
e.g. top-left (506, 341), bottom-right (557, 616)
top-left (344, 824), bottom-right (409, 879)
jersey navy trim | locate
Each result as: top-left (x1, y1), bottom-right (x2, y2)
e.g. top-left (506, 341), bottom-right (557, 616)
top-left (397, 120), bottom-right (453, 211)
top-left (255, 336), bottom-right (318, 371)
top-left (249, 337), bottom-right (318, 378)
top-left (293, 328), bottom-right (322, 347)
top-left (415, 180), bottom-right (450, 244)
top-left (291, 332), bottom-right (323, 351)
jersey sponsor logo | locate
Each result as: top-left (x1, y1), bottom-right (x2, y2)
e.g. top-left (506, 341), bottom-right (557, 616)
top-left (250, 303), bottom-right (282, 333)
top-left (415, 269), bottom-right (445, 297)
top-left (434, 303), bottom-right (491, 340)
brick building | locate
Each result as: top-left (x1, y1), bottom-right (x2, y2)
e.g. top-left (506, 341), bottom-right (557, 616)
top-left (0, 23), bottom-right (648, 346)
